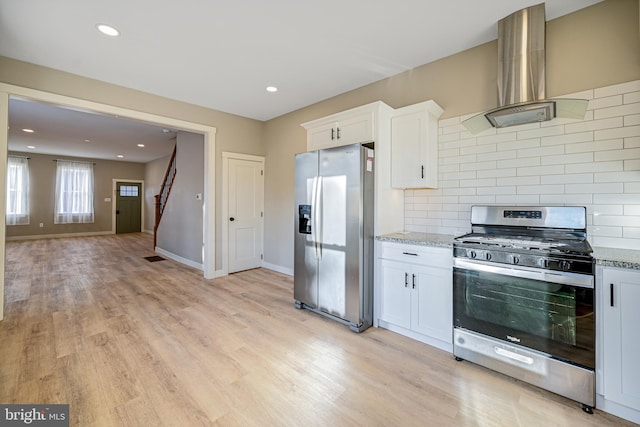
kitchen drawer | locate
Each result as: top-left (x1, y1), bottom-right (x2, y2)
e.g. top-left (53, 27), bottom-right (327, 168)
top-left (380, 242), bottom-right (452, 268)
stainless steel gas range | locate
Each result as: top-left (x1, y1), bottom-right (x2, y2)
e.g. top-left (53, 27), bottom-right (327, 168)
top-left (453, 206), bottom-right (596, 413)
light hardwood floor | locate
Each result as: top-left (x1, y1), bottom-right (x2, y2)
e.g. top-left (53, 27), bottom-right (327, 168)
top-left (0, 233), bottom-right (634, 426)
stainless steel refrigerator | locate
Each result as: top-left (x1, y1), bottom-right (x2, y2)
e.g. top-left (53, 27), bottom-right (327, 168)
top-left (294, 143), bottom-right (374, 332)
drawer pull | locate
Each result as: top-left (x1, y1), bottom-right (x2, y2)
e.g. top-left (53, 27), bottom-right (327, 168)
top-left (402, 252), bottom-right (418, 256)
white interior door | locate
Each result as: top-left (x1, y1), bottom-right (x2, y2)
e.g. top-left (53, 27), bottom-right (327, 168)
top-left (228, 157), bottom-right (264, 273)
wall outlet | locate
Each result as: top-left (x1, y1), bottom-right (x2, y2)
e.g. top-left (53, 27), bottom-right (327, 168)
top-left (39, 222), bottom-right (44, 228)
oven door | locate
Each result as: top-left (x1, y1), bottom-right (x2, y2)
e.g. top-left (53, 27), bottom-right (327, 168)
top-left (453, 258), bottom-right (595, 369)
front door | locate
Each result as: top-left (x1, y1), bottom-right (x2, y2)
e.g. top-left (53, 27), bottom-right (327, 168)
top-left (116, 182), bottom-right (142, 233)
top-left (228, 158), bottom-right (264, 273)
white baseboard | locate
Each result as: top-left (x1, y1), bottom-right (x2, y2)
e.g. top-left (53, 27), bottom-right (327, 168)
top-left (143, 229), bottom-right (153, 235)
top-left (154, 247), bottom-right (204, 271)
top-left (262, 262), bottom-right (293, 276)
top-left (6, 230), bottom-right (114, 241)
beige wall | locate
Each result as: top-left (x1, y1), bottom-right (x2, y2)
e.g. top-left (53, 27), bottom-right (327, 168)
top-left (144, 153), bottom-right (172, 233)
top-left (0, 57), bottom-right (265, 270)
top-left (6, 151), bottom-right (145, 238)
top-left (263, 0), bottom-right (640, 271)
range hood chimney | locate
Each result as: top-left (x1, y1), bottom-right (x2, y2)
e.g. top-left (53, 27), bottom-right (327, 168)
top-left (462, 3), bottom-right (588, 134)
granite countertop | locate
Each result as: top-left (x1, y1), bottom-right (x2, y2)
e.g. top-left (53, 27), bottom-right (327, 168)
top-left (376, 232), bottom-right (454, 248)
top-left (377, 232), bottom-right (640, 271)
top-left (592, 247), bottom-right (640, 270)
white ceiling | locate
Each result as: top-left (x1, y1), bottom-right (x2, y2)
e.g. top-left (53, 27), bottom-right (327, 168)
top-left (8, 98), bottom-right (177, 163)
top-left (0, 0), bottom-right (601, 162)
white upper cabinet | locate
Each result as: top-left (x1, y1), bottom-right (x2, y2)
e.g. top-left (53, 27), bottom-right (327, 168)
top-left (302, 106), bottom-right (375, 151)
top-left (391, 100), bottom-right (443, 189)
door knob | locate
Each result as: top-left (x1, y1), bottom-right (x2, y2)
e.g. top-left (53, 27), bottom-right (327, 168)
top-left (229, 217), bottom-right (235, 221)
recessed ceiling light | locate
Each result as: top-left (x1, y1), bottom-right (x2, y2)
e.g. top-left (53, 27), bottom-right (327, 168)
top-left (266, 86), bottom-right (278, 93)
top-left (27, 145), bottom-right (36, 149)
top-left (137, 144), bottom-right (145, 148)
top-left (117, 154), bottom-right (124, 158)
top-left (22, 128), bottom-right (34, 133)
top-left (96, 24), bottom-right (119, 37)
top-left (84, 139), bottom-right (91, 143)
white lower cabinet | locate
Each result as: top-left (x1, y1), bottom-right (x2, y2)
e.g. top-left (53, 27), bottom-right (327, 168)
top-left (376, 241), bottom-right (452, 352)
top-left (597, 266), bottom-right (640, 424)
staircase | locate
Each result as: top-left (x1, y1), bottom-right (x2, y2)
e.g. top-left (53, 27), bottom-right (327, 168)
top-left (154, 146), bottom-right (177, 248)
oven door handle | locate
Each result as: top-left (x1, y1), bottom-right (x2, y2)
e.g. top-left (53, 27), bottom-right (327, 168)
top-left (454, 258), bottom-right (594, 289)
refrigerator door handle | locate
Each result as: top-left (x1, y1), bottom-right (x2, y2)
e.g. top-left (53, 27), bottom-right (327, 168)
top-left (315, 176), bottom-right (323, 259)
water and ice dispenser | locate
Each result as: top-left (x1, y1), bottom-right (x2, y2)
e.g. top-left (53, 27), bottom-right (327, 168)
top-left (298, 204), bottom-right (311, 234)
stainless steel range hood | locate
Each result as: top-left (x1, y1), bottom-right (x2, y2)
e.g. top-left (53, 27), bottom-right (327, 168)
top-left (462, 3), bottom-right (588, 135)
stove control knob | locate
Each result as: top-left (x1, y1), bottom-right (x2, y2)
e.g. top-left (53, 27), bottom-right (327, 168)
top-left (511, 255), bottom-right (520, 265)
top-left (485, 252), bottom-right (492, 261)
top-left (468, 250), bottom-right (477, 259)
top-left (559, 260), bottom-right (571, 271)
top-left (539, 258), bottom-right (549, 268)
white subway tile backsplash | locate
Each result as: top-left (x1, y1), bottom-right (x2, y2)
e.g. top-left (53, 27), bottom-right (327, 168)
top-left (517, 165), bottom-right (564, 176)
top-left (439, 116), bottom-right (460, 128)
top-left (590, 226), bottom-right (623, 237)
top-left (565, 161), bottom-right (623, 173)
top-left (541, 152), bottom-right (594, 165)
top-left (595, 103), bottom-right (640, 120)
top-left (402, 80), bottom-right (640, 248)
top-left (592, 204), bottom-right (624, 215)
top-left (459, 195), bottom-right (496, 204)
top-left (460, 161), bottom-right (497, 172)
top-left (624, 228), bottom-right (640, 239)
top-left (495, 194), bottom-right (540, 204)
top-left (565, 139), bottom-right (622, 154)
top-left (540, 194), bottom-right (593, 204)
top-left (595, 125), bottom-right (640, 141)
top-left (477, 186), bottom-right (516, 195)
top-left (565, 117), bottom-right (623, 134)
top-left (625, 205), bottom-right (640, 215)
top-left (518, 184), bottom-right (564, 194)
top-left (542, 132), bottom-right (593, 147)
top-left (460, 178), bottom-right (496, 188)
top-left (624, 159), bottom-right (640, 170)
top-left (566, 183), bottom-right (624, 194)
top-left (517, 125), bottom-right (566, 140)
top-left (477, 132), bottom-right (518, 145)
top-left (591, 236), bottom-right (640, 250)
top-left (498, 157), bottom-right (540, 168)
top-left (518, 145), bottom-right (564, 159)
top-left (595, 147), bottom-right (640, 162)
top-left (624, 91), bottom-right (640, 104)
top-left (477, 168), bottom-right (517, 179)
top-left (497, 175), bottom-right (540, 186)
top-left (588, 95), bottom-right (623, 110)
top-left (626, 114), bottom-right (640, 126)
top-left (625, 182), bottom-right (640, 193)
top-left (593, 215), bottom-right (640, 227)
top-left (595, 171), bottom-right (640, 183)
top-left (595, 81), bottom-right (640, 98)
top-left (541, 173), bottom-right (593, 184)
top-left (594, 193), bottom-right (640, 204)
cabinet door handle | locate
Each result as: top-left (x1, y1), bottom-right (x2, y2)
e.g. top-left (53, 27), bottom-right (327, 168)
top-left (404, 272), bottom-right (409, 287)
top-left (331, 128), bottom-right (335, 140)
top-left (402, 251), bottom-right (418, 256)
top-left (412, 274), bottom-right (416, 289)
top-left (610, 283), bottom-right (614, 307)
top-left (336, 127), bottom-right (341, 139)
top-left (421, 165), bottom-right (424, 179)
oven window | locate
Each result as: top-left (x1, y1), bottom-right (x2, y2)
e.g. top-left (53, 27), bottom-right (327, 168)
top-left (453, 267), bottom-right (594, 369)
